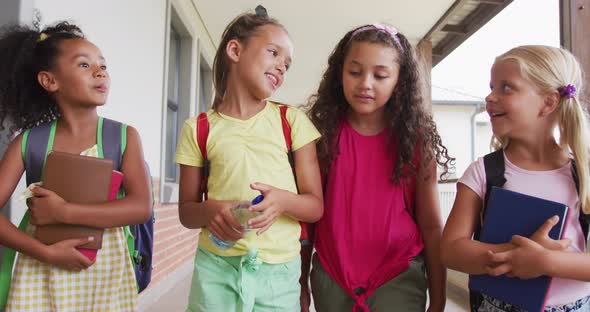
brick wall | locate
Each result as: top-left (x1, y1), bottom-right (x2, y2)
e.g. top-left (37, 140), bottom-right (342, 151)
top-left (144, 178), bottom-right (200, 289)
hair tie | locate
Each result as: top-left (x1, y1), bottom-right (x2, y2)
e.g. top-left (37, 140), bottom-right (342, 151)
top-left (37, 33), bottom-right (49, 42)
top-left (349, 23), bottom-right (403, 52)
top-left (558, 84), bottom-right (576, 99)
top-left (255, 5), bottom-right (268, 18)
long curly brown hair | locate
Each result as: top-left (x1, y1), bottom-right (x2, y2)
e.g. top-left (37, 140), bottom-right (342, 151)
top-left (307, 25), bottom-right (454, 182)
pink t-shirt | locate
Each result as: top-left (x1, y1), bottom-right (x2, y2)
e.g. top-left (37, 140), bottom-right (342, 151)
top-left (314, 120), bottom-right (424, 311)
top-left (459, 152), bottom-right (590, 306)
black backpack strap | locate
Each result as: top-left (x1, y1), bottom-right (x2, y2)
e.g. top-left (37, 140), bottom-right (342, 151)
top-left (476, 149), bottom-right (507, 241)
top-left (571, 159), bottom-right (580, 193)
top-left (101, 118), bottom-right (123, 171)
top-left (24, 122), bottom-right (53, 185)
top-left (470, 149), bottom-right (507, 310)
top-left (483, 149), bottom-right (507, 200)
top-left (571, 160), bottom-right (590, 243)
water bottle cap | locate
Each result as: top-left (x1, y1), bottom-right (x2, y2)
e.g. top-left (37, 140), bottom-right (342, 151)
top-left (251, 195), bottom-right (264, 205)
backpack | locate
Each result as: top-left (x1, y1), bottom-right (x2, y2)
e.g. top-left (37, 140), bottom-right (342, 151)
top-left (0, 117), bottom-right (153, 309)
top-left (469, 148), bottom-right (590, 310)
top-left (196, 105), bottom-right (310, 243)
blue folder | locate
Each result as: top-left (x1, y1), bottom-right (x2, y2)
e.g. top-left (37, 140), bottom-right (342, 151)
top-left (469, 186), bottom-right (569, 312)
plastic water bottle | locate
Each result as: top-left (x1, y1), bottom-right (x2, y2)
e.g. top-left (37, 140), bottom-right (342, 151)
top-left (209, 195), bottom-right (264, 250)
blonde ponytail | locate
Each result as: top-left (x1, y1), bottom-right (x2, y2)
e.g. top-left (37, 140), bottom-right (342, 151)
top-left (561, 96), bottom-right (590, 213)
top-left (495, 45), bottom-right (590, 212)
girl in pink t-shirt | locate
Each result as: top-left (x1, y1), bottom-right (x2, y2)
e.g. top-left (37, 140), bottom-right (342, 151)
top-left (302, 23), bottom-right (454, 312)
top-left (442, 45), bottom-right (590, 311)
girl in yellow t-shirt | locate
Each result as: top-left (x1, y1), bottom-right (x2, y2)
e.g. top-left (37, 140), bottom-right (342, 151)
top-left (174, 6), bottom-right (323, 312)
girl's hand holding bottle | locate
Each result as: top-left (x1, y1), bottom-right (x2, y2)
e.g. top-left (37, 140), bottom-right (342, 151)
top-left (208, 195), bottom-right (264, 249)
top-left (206, 201), bottom-right (245, 243)
top-left (248, 183), bottom-right (289, 235)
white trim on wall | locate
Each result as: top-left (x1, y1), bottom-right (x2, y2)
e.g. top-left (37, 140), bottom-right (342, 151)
top-left (158, 0), bottom-right (172, 203)
top-left (159, 0), bottom-right (214, 203)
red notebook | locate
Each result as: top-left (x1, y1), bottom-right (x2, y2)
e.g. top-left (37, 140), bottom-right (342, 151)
top-left (77, 170), bottom-right (124, 261)
top-left (109, 170), bottom-right (124, 201)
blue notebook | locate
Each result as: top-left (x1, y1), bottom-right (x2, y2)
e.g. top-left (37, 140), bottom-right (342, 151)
top-left (469, 187), bottom-right (569, 312)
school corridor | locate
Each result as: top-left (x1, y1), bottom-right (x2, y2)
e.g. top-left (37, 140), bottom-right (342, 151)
top-left (1, 0), bottom-right (588, 311)
top-left (0, 1), bottom-right (512, 311)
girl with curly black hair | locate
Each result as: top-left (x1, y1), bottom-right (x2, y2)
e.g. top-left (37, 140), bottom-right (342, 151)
top-left (301, 24), bottom-right (454, 312)
top-left (0, 21), bottom-right (150, 311)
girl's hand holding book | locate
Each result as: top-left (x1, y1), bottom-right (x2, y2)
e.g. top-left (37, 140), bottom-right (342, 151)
top-left (485, 235), bottom-right (550, 279)
top-left (44, 236), bottom-right (96, 271)
top-left (530, 215), bottom-right (571, 251)
top-left (28, 186), bottom-right (67, 225)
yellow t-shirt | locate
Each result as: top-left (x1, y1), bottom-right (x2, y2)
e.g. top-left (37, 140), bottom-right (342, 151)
top-left (174, 101), bottom-right (321, 263)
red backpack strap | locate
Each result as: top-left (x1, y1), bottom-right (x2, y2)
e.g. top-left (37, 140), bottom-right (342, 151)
top-left (279, 105), bottom-right (310, 244)
top-left (196, 112), bottom-right (210, 200)
top-left (280, 105), bottom-right (296, 180)
top-left (279, 105), bottom-right (292, 151)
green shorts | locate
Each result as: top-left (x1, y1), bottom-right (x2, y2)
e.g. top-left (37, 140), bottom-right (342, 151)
top-left (310, 253), bottom-right (427, 311)
top-left (186, 248), bottom-right (301, 312)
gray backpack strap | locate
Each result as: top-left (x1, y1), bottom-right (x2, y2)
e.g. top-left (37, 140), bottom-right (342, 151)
top-left (24, 122), bottom-right (52, 185)
top-left (101, 118), bottom-right (123, 170)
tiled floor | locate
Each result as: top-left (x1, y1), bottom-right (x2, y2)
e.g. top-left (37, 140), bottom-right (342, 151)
top-left (141, 273), bottom-right (191, 312)
top-left (445, 283), bottom-right (469, 311)
top-left (141, 273), bottom-right (470, 312)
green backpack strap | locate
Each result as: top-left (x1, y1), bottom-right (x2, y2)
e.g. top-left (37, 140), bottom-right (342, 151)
top-left (0, 128), bottom-right (36, 308)
top-left (102, 120), bottom-right (150, 293)
top-left (118, 127), bottom-right (141, 292)
top-left (0, 212), bottom-right (30, 309)
top-left (116, 124), bottom-right (139, 282)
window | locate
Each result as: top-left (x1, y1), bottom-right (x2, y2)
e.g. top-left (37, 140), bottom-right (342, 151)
top-left (165, 27), bottom-right (181, 183)
top-left (161, 7), bottom-right (194, 203)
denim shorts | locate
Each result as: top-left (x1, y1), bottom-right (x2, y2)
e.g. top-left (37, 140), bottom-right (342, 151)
top-left (477, 294), bottom-right (590, 312)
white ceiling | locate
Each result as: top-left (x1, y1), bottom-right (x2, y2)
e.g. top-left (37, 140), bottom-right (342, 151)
top-left (193, 0), bottom-right (456, 104)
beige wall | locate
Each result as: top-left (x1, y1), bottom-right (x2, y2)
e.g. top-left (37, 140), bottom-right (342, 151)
top-left (10, 0), bottom-right (217, 303)
top-left (34, 0), bottom-right (168, 173)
